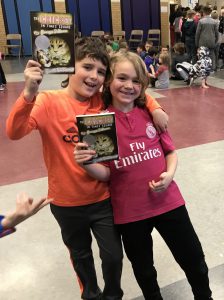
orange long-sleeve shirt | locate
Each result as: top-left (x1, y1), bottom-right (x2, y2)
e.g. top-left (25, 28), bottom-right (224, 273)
top-left (6, 90), bottom-right (161, 206)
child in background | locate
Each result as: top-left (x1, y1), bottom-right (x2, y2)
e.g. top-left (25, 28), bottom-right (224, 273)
top-left (6, 37), bottom-right (168, 300)
top-left (149, 53), bottom-right (170, 89)
top-left (188, 46), bottom-right (212, 88)
top-left (144, 47), bottom-right (158, 73)
top-left (145, 40), bottom-right (153, 56)
top-left (182, 10), bottom-right (197, 64)
top-left (0, 193), bottom-right (51, 238)
top-left (160, 46), bottom-right (169, 55)
top-left (171, 42), bottom-right (189, 79)
top-left (194, 10), bottom-right (202, 24)
top-left (118, 39), bottom-right (129, 51)
top-left (74, 50), bottom-right (213, 300)
top-left (136, 42), bottom-right (146, 60)
top-left (106, 44), bottom-right (114, 56)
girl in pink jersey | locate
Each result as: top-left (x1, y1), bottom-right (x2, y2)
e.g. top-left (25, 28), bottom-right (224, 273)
top-left (74, 51), bottom-right (213, 300)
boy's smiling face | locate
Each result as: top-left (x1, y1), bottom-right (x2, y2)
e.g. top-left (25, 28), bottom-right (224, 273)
top-left (67, 57), bottom-right (107, 101)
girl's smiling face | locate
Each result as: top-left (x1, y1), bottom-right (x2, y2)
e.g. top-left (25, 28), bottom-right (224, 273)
top-left (109, 60), bottom-right (142, 112)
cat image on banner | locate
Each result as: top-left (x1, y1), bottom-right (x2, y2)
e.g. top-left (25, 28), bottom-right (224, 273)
top-left (30, 11), bottom-right (75, 74)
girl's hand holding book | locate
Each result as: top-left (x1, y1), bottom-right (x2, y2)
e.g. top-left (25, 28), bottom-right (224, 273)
top-left (74, 142), bottom-right (96, 165)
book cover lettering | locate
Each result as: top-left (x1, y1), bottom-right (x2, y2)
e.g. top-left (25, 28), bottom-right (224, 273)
top-left (76, 113), bottom-right (119, 164)
top-left (30, 12), bottom-right (74, 74)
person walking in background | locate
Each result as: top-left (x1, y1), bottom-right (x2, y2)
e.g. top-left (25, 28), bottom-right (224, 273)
top-left (182, 9), bottom-right (197, 64)
top-left (180, 10), bottom-right (188, 43)
top-left (188, 46), bottom-right (212, 88)
top-left (173, 7), bottom-right (183, 43)
top-left (211, 10), bottom-right (221, 70)
top-left (169, 4), bottom-right (178, 47)
top-left (195, 5), bottom-right (219, 71)
top-left (74, 50), bottom-right (213, 300)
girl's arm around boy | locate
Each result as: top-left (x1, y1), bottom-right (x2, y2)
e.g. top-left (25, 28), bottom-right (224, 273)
top-left (145, 93), bottom-right (169, 132)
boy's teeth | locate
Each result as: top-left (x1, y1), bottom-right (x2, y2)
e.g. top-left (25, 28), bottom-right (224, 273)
top-left (86, 82), bottom-right (95, 87)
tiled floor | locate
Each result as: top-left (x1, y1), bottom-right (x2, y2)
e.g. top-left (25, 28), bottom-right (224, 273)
top-left (0, 57), bottom-right (224, 300)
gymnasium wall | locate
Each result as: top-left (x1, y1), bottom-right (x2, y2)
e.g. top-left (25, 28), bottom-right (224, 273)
top-left (0, 0), bottom-right (170, 55)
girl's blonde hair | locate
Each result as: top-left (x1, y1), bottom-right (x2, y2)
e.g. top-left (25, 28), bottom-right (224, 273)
top-left (159, 53), bottom-right (170, 68)
top-left (211, 10), bottom-right (218, 19)
top-left (102, 50), bottom-right (149, 108)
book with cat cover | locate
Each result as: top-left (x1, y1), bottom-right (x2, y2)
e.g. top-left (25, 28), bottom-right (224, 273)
top-left (30, 11), bottom-right (75, 74)
top-left (76, 112), bottom-right (119, 164)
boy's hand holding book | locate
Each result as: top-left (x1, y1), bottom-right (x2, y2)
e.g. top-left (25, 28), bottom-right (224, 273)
top-left (24, 60), bottom-right (43, 102)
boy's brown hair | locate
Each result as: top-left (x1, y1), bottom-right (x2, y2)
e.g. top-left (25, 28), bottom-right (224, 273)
top-left (75, 37), bottom-right (110, 67)
top-left (203, 6), bottom-right (212, 15)
top-left (61, 37), bottom-right (110, 88)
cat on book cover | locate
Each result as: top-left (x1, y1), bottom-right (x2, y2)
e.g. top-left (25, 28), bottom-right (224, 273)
top-left (88, 133), bottom-right (115, 157)
top-left (36, 36), bottom-right (71, 68)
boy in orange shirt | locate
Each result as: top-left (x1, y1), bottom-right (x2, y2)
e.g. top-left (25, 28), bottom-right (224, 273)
top-left (6, 37), bottom-right (168, 300)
